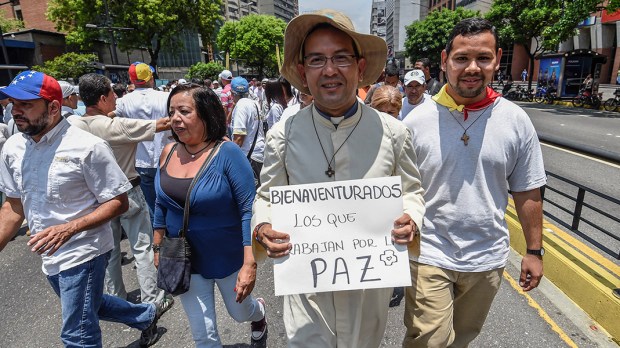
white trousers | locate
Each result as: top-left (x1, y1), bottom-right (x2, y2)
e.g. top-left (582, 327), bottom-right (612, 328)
top-left (104, 186), bottom-right (163, 303)
top-left (180, 271), bottom-right (265, 348)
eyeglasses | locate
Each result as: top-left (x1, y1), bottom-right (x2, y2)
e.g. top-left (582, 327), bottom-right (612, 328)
top-left (304, 54), bottom-right (358, 68)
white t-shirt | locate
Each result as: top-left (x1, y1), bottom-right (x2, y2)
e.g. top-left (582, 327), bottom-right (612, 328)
top-left (399, 94), bottom-right (431, 121)
top-left (113, 87), bottom-right (172, 168)
top-left (232, 98), bottom-right (264, 163)
top-left (266, 102), bottom-right (285, 129)
top-left (404, 97), bottom-right (546, 272)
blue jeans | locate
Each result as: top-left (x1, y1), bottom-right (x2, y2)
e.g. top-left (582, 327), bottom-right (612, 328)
top-left (47, 252), bottom-right (155, 348)
top-left (136, 167), bottom-right (157, 223)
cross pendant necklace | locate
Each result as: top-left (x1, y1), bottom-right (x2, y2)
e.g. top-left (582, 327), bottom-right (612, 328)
top-left (312, 109), bottom-right (364, 178)
top-left (460, 133), bottom-right (470, 145)
top-left (448, 105), bottom-right (493, 146)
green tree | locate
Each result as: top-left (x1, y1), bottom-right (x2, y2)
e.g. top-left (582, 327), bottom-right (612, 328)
top-left (0, 15), bottom-right (24, 33)
top-left (186, 61), bottom-right (226, 81)
top-left (486, 0), bottom-right (563, 88)
top-left (46, 0), bottom-right (223, 70)
top-left (32, 52), bottom-right (97, 80)
top-left (404, 8), bottom-right (479, 70)
top-left (217, 14), bottom-right (286, 78)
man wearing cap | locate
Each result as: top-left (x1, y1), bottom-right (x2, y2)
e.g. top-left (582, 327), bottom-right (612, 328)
top-left (219, 69), bottom-right (234, 131)
top-left (0, 70), bottom-right (166, 347)
top-left (399, 69), bottom-right (430, 121)
top-left (231, 76), bottom-right (265, 187)
top-left (251, 10), bottom-right (425, 347)
top-left (71, 73), bottom-right (173, 311)
top-left (110, 62), bottom-right (172, 223)
top-left (58, 81), bottom-right (79, 120)
top-left (402, 18), bottom-right (545, 347)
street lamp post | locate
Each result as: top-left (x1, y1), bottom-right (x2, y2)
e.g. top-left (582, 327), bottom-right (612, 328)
top-left (85, 0), bottom-right (133, 65)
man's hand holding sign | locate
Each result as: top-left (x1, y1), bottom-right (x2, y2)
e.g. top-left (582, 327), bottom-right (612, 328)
top-left (253, 177), bottom-right (417, 296)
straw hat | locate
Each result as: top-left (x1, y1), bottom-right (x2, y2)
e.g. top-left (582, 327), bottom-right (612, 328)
top-left (280, 9), bottom-right (387, 95)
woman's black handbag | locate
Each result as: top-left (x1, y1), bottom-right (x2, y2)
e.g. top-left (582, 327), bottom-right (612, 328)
top-left (157, 141), bottom-right (222, 295)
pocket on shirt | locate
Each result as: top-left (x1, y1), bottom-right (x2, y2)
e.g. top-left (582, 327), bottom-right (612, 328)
top-left (47, 157), bottom-right (84, 203)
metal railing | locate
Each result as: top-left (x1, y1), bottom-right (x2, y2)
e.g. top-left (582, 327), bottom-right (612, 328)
top-left (541, 171), bottom-right (620, 259)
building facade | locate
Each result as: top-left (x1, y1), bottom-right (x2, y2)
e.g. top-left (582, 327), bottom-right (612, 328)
top-left (370, 0), bottom-right (387, 40)
top-left (224, 0), bottom-right (260, 21)
top-left (258, 0), bottom-right (298, 23)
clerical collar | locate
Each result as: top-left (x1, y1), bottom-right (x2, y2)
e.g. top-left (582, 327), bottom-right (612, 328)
top-left (315, 101), bottom-right (358, 121)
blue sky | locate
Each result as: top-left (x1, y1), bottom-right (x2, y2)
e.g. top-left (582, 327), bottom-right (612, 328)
top-left (298, 0), bottom-right (373, 34)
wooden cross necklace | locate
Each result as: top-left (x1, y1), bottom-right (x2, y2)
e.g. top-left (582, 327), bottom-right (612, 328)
top-left (312, 110), bottom-right (363, 177)
top-left (447, 105), bottom-right (493, 146)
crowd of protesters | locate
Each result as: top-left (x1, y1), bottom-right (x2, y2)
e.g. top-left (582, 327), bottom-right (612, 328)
top-left (0, 10), bottom-right (546, 348)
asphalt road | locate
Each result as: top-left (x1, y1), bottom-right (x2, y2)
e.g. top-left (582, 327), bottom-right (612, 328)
top-left (518, 101), bottom-right (620, 263)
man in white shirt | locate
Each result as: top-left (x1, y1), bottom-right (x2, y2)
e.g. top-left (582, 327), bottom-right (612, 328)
top-left (399, 69), bottom-right (430, 121)
top-left (231, 77), bottom-right (265, 187)
top-left (0, 70), bottom-right (170, 347)
top-left (110, 62), bottom-right (172, 222)
top-left (58, 81), bottom-right (79, 121)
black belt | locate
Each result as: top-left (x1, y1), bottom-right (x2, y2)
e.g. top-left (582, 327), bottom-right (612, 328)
top-left (129, 176), bottom-right (141, 188)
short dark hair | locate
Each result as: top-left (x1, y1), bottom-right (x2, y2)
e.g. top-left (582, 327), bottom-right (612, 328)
top-left (385, 64), bottom-right (399, 77)
top-left (112, 83), bottom-right (126, 98)
top-left (445, 18), bottom-right (499, 56)
top-left (167, 83), bottom-right (226, 143)
top-left (79, 73), bottom-right (112, 107)
top-left (190, 78), bottom-right (204, 86)
top-left (415, 58), bottom-right (431, 69)
top-left (204, 78), bottom-right (212, 88)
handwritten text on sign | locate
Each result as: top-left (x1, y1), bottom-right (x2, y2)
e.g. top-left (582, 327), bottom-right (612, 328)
top-left (270, 176), bottom-right (411, 296)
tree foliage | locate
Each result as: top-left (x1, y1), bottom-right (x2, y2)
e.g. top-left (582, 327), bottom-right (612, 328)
top-left (32, 52), bottom-right (97, 80)
top-left (186, 61), bottom-right (226, 81)
top-left (0, 15), bottom-right (24, 33)
top-left (46, 0), bottom-right (223, 69)
top-left (486, 0), bottom-right (620, 88)
top-left (217, 14), bottom-right (286, 78)
top-left (404, 8), bottom-right (479, 69)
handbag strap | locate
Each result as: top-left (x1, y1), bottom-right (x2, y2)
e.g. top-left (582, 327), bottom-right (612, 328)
top-left (180, 140), bottom-right (222, 237)
top-left (247, 102), bottom-right (261, 160)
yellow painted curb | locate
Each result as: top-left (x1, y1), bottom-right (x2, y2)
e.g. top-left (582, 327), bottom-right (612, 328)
top-left (506, 202), bottom-right (620, 342)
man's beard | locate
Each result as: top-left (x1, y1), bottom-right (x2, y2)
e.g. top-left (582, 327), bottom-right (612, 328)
top-left (449, 75), bottom-right (486, 99)
top-left (14, 110), bottom-right (51, 136)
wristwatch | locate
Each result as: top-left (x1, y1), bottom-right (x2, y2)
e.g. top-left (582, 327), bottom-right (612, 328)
top-left (526, 247), bottom-right (545, 256)
top-left (152, 244), bottom-right (161, 253)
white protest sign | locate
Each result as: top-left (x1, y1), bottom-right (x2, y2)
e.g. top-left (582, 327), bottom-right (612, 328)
top-left (270, 176), bottom-right (411, 296)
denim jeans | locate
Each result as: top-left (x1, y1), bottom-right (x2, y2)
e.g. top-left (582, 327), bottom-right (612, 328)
top-left (136, 167), bottom-right (157, 223)
top-left (47, 252), bottom-right (155, 348)
top-left (180, 271), bottom-right (265, 348)
top-left (104, 186), bottom-right (163, 303)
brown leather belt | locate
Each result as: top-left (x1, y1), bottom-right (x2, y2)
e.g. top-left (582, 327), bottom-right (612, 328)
top-left (129, 176), bottom-right (141, 188)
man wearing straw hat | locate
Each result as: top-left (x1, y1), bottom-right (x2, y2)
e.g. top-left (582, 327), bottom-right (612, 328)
top-left (251, 9), bottom-right (425, 347)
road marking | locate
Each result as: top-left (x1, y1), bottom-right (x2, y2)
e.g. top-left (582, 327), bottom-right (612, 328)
top-left (503, 271), bottom-right (579, 348)
top-left (541, 142), bottom-right (620, 169)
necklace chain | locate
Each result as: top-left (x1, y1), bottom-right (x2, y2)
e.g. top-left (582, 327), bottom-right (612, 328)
top-left (183, 141), bottom-right (213, 159)
top-left (312, 109), bottom-right (364, 177)
top-left (447, 105), bottom-right (493, 145)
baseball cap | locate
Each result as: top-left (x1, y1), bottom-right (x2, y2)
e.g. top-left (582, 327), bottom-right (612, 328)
top-left (231, 77), bottom-right (249, 94)
top-left (58, 81), bottom-right (76, 98)
top-left (404, 69), bottom-right (426, 87)
top-left (129, 62), bottom-right (153, 84)
top-left (0, 70), bottom-right (62, 105)
top-left (219, 70), bottom-right (233, 81)
top-left (178, 78), bottom-right (187, 85)
top-left (261, 78), bottom-right (268, 83)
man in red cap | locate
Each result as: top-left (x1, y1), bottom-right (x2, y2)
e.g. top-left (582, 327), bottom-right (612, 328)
top-left (0, 70), bottom-right (166, 347)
